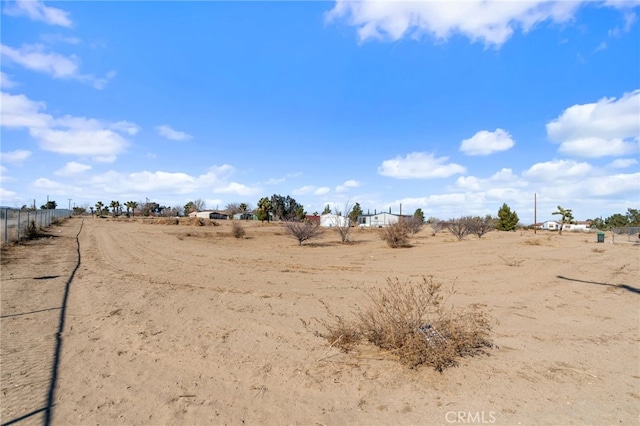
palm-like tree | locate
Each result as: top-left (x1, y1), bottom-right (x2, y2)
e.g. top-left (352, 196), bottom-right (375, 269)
top-left (110, 201), bottom-right (121, 218)
top-left (552, 206), bottom-right (574, 235)
top-left (95, 201), bottom-right (105, 217)
top-left (125, 201), bottom-right (138, 217)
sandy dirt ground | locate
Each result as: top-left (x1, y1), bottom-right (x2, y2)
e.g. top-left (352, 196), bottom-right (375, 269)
top-left (1, 216), bottom-right (639, 425)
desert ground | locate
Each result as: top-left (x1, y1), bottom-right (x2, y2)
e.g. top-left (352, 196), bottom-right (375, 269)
top-left (1, 216), bottom-right (638, 425)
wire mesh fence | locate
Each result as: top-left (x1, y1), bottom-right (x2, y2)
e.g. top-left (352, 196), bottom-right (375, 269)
top-left (1, 208), bottom-right (73, 245)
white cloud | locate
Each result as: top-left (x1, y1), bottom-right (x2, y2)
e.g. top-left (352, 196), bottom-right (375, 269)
top-left (1, 91), bottom-right (136, 162)
top-left (546, 89), bottom-right (640, 158)
top-left (81, 165), bottom-right (259, 198)
top-left (335, 179), bottom-right (361, 193)
top-left (292, 185), bottom-right (316, 195)
top-left (455, 168), bottom-right (524, 191)
top-left (460, 128), bottom-right (515, 156)
top-left (608, 158), bottom-right (638, 169)
top-left (1, 149), bottom-right (31, 165)
top-left (378, 152), bottom-right (465, 179)
top-left (0, 186), bottom-right (18, 203)
top-left (0, 72), bottom-right (17, 89)
top-left (0, 43), bottom-right (114, 89)
top-left (315, 187), bottom-right (330, 195)
top-left (3, 0), bottom-right (72, 27)
top-left (156, 125), bottom-right (192, 141)
top-left (40, 33), bottom-right (81, 45)
top-left (523, 159), bottom-right (592, 181)
top-left (326, 0), bottom-right (580, 47)
top-left (213, 182), bottom-right (260, 196)
top-left (55, 161), bottom-right (91, 176)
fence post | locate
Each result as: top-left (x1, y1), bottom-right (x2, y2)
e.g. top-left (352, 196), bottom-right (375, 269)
top-left (3, 208), bottom-right (7, 244)
top-left (17, 209), bottom-right (21, 241)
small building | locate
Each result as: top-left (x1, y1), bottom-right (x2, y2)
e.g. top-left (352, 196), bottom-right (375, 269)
top-left (305, 215), bottom-right (321, 225)
top-left (193, 210), bottom-right (228, 220)
top-left (357, 212), bottom-right (405, 228)
top-left (320, 213), bottom-right (350, 228)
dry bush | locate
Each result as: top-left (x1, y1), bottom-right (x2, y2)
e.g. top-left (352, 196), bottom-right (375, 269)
top-left (283, 220), bottom-right (324, 246)
top-left (323, 276), bottom-right (493, 371)
top-left (380, 222), bottom-right (410, 248)
top-left (591, 247), bottom-right (606, 253)
top-left (231, 221), bottom-right (246, 239)
top-left (443, 218), bottom-right (471, 241)
top-left (403, 216), bottom-right (425, 236)
top-left (523, 238), bottom-right (542, 246)
top-left (25, 220), bottom-right (38, 239)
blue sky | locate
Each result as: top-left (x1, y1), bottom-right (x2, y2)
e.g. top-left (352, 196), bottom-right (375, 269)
top-left (1, 0), bottom-right (638, 223)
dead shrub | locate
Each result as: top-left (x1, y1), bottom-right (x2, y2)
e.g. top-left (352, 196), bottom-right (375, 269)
top-left (498, 255), bottom-right (525, 267)
top-left (380, 222), bottom-right (410, 248)
top-left (231, 221), bottom-right (246, 239)
top-left (283, 220), bottom-right (324, 246)
top-left (323, 276), bottom-right (493, 371)
top-left (25, 220), bottom-right (38, 239)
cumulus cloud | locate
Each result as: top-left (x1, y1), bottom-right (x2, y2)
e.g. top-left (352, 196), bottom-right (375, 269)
top-left (315, 187), bottom-right (331, 195)
top-left (55, 161), bottom-right (91, 176)
top-left (156, 125), bottom-right (192, 141)
top-left (1, 149), bottom-right (31, 165)
top-left (1, 91), bottom-right (136, 162)
top-left (546, 89), bottom-right (640, 158)
top-left (82, 165), bottom-right (259, 198)
top-left (523, 159), bottom-right (592, 181)
top-left (3, 0), bottom-right (72, 27)
top-left (0, 44), bottom-right (115, 89)
top-left (378, 152), bottom-right (465, 179)
top-left (326, 0), bottom-right (581, 47)
top-left (455, 168), bottom-right (524, 191)
top-left (460, 128), bottom-right (515, 156)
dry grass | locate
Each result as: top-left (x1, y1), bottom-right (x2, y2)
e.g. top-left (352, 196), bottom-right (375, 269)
top-left (499, 255), bottom-right (525, 267)
top-left (323, 276), bottom-right (493, 371)
top-left (591, 247), bottom-right (606, 253)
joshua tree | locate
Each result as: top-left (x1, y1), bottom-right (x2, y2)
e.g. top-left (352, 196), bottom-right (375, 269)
top-left (110, 200), bottom-right (121, 217)
top-left (95, 201), bottom-right (105, 217)
top-left (125, 201), bottom-right (138, 217)
top-left (552, 206), bottom-right (574, 235)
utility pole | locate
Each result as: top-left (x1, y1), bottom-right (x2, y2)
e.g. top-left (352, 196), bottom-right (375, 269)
top-left (68, 199), bottom-right (72, 210)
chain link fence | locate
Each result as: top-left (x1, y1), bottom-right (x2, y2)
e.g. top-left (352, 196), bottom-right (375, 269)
top-left (1, 208), bottom-right (73, 245)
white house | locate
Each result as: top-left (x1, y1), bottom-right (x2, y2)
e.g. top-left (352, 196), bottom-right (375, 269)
top-left (320, 213), bottom-right (350, 228)
top-left (357, 212), bottom-right (403, 228)
top-left (538, 220), bottom-right (591, 232)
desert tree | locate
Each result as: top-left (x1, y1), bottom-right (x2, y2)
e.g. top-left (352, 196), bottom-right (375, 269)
top-left (125, 201), bottom-right (138, 217)
top-left (443, 217), bottom-right (472, 241)
top-left (552, 206), bottom-right (574, 235)
top-left (348, 202), bottom-right (363, 225)
top-left (283, 220), bottom-right (324, 246)
top-left (467, 215), bottom-right (497, 239)
top-left (626, 208), bottom-right (640, 226)
top-left (295, 205), bottom-right (306, 221)
top-left (428, 217), bottom-right (444, 236)
top-left (496, 203), bottom-right (519, 231)
top-left (225, 202), bottom-right (242, 218)
top-left (257, 197), bottom-right (272, 222)
top-left (403, 210), bottom-right (425, 236)
top-left (270, 194), bottom-right (302, 221)
top-left (333, 202), bottom-right (354, 243)
top-left (322, 204), bottom-right (331, 215)
top-left (110, 200), bottom-right (121, 217)
top-left (95, 201), bottom-right (105, 217)
top-left (40, 200), bottom-right (57, 210)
